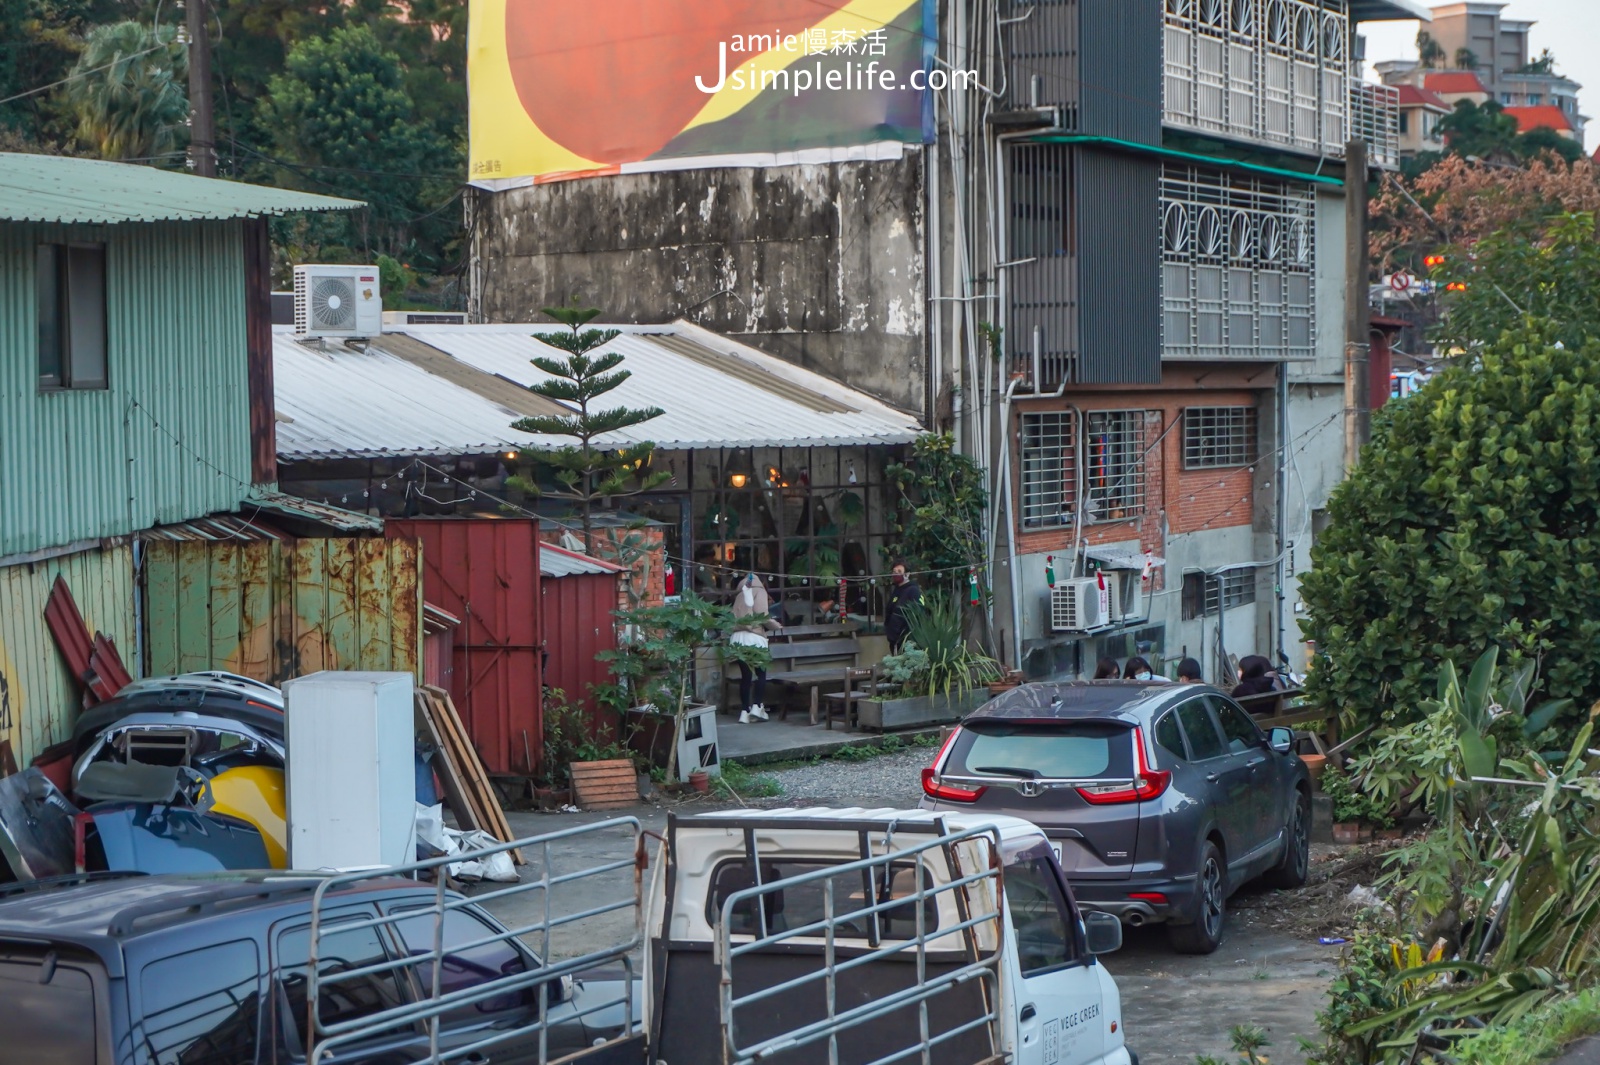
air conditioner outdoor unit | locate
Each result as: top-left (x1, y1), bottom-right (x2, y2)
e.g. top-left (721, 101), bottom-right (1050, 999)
top-left (293, 264), bottom-right (382, 338)
top-left (1050, 577), bottom-right (1121, 634)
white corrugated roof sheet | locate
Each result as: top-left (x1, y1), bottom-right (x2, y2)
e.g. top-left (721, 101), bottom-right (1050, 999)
top-left (274, 320), bottom-right (922, 460)
top-left (540, 541), bottom-right (625, 578)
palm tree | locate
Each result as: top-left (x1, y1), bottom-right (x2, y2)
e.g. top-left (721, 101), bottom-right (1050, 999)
top-left (58, 21), bottom-right (188, 163)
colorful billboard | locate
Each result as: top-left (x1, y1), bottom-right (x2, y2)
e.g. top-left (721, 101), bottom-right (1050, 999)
top-left (467, 0), bottom-right (936, 187)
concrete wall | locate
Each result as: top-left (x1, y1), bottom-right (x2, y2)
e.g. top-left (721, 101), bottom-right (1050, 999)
top-left (473, 154), bottom-right (929, 417)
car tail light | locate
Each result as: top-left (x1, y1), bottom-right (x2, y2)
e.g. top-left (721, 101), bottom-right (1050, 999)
top-left (921, 729), bottom-right (986, 803)
top-left (921, 767), bottom-right (986, 803)
top-left (73, 812), bottom-right (93, 874)
top-left (1128, 892), bottom-right (1168, 905)
top-left (1076, 728), bottom-right (1171, 805)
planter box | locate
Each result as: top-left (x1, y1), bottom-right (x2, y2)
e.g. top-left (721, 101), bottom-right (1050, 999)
top-left (855, 690), bottom-right (989, 732)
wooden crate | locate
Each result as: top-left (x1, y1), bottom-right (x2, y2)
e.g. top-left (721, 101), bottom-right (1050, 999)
top-left (570, 759), bottom-right (639, 811)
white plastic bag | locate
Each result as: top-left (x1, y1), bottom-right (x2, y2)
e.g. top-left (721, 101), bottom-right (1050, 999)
top-left (445, 827), bottom-right (518, 883)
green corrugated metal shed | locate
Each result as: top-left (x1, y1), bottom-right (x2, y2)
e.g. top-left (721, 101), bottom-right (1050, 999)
top-left (0, 153), bottom-right (360, 223)
top-left (0, 156), bottom-right (361, 559)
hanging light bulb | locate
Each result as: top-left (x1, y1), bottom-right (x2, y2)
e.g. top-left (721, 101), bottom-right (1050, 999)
top-left (847, 462), bottom-right (858, 485)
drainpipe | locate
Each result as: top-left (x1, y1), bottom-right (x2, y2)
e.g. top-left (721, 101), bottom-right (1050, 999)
top-left (1275, 363), bottom-right (1291, 664)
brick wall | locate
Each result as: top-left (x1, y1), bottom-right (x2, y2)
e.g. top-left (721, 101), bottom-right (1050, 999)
top-left (540, 525), bottom-right (667, 611)
top-left (1011, 365), bottom-right (1270, 586)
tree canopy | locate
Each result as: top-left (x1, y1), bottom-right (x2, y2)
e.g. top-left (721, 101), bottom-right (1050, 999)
top-left (58, 19), bottom-right (185, 162)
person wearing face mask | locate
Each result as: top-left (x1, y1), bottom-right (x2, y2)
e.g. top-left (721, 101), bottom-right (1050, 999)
top-left (731, 573), bottom-right (782, 723)
top-left (884, 560), bottom-right (922, 654)
top-left (1122, 655), bottom-right (1170, 683)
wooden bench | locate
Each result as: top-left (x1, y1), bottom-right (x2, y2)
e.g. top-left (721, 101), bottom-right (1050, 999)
top-left (722, 634), bottom-right (862, 718)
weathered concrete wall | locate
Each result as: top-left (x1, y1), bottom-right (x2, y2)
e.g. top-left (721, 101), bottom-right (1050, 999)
top-left (475, 154), bottom-right (928, 417)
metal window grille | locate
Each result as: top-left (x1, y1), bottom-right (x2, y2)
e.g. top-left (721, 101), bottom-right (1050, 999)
top-left (1083, 410), bottom-right (1145, 523)
top-left (1021, 411), bottom-right (1076, 528)
top-left (1010, 143), bottom-right (1074, 260)
top-left (1161, 163), bottom-right (1315, 360)
top-left (1162, 0), bottom-right (1351, 156)
top-left (1207, 568), bottom-right (1257, 613)
top-left (1182, 568), bottom-right (1257, 618)
top-left (1184, 406), bottom-right (1258, 468)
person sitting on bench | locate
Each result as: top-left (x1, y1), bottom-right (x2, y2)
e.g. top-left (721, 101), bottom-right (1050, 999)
top-left (732, 573), bottom-right (783, 723)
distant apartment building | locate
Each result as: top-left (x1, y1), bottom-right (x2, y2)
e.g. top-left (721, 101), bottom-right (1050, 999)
top-left (1386, 2), bottom-right (1586, 141)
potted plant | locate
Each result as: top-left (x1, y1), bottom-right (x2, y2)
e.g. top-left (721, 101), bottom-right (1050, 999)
top-left (1323, 765), bottom-right (1368, 844)
top-left (855, 594), bottom-right (1003, 731)
top-left (539, 688), bottom-right (635, 807)
top-left (597, 592), bottom-right (736, 783)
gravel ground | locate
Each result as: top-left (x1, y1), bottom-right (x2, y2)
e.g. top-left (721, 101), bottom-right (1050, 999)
top-left (741, 747), bottom-right (931, 809)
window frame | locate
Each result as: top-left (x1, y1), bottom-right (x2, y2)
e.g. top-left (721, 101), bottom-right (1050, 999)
top-left (1213, 697), bottom-right (1265, 755)
top-left (1002, 845), bottom-right (1087, 978)
top-left (1153, 709), bottom-right (1190, 763)
top-left (137, 938), bottom-right (262, 1065)
top-left (385, 903), bottom-right (541, 1022)
top-left (1082, 409), bottom-right (1146, 523)
top-left (1182, 405), bottom-right (1258, 469)
top-left (271, 910), bottom-right (413, 1059)
top-left (1020, 410), bottom-right (1076, 530)
top-left (36, 241), bottom-right (109, 393)
top-left (1174, 697), bottom-right (1228, 762)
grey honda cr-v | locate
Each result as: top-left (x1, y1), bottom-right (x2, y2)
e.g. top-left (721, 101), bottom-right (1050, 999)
top-left (919, 679), bottom-right (1311, 954)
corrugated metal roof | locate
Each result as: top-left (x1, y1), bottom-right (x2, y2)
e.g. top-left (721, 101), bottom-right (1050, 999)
top-left (243, 488), bottom-right (384, 533)
top-left (136, 515), bottom-right (287, 542)
top-left (273, 320), bottom-right (923, 460)
top-left (540, 541), bottom-right (625, 578)
top-left (0, 153), bottom-right (361, 224)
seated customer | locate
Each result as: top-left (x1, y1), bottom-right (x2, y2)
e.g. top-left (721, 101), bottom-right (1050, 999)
top-left (1231, 655), bottom-right (1279, 698)
top-left (1123, 656), bottom-right (1171, 683)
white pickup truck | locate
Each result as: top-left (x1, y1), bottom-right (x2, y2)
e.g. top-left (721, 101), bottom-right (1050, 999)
top-left (300, 807), bottom-right (1137, 1065)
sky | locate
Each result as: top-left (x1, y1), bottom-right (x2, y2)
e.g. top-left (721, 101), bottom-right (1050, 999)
top-left (1359, 0), bottom-right (1599, 152)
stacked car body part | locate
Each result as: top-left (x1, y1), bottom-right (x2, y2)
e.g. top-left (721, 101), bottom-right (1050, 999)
top-left (0, 673), bottom-right (288, 882)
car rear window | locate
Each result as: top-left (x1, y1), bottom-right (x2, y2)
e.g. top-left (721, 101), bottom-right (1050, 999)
top-left (947, 721), bottom-right (1134, 779)
top-left (707, 859), bottom-right (939, 941)
top-left (0, 955), bottom-right (100, 1065)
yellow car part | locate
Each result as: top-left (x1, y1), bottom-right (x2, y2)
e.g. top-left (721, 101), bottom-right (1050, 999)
top-left (207, 766), bottom-right (287, 869)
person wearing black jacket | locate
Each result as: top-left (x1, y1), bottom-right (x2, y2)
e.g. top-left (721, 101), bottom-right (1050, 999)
top-left (884, 561), bottom-right (922, 653)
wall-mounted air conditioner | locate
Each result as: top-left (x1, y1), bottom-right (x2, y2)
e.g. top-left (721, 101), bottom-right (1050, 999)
top-left (293, 264), bottom-right (382, 339)
top-left (1050, 577), bottom-right (1120, 633)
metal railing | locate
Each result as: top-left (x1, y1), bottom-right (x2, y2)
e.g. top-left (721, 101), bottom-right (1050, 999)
top-left (305, 818), bottom-right (645, 1064)
top-left (715, 825), bottom-right (1007, 1065)
top-left (1343, 80), bottom-right (1401, 170)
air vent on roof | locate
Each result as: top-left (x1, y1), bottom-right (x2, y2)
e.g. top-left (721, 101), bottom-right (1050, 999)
top-left (292, 264), bottom-right (382, 339)
top-left (382, 311), bottom-right (467, 326)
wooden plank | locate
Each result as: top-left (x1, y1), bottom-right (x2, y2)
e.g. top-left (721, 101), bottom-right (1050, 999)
top-left (415, 692), bottom-right (480, 832)
top-left (426, 685), bottom-right (521, 863)
top-left (571, 758), bottom-right (638, 811)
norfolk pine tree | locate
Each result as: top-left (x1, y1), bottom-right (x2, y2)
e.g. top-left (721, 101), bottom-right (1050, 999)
top-left (509, 306), bottom-right (668, 554)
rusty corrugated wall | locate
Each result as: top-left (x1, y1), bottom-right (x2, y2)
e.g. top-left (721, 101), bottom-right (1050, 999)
top-left (386, 519), bottom-right (541, 776)
top-left (141, 538), bottom-right (422, 683)
top-left (541, 571), bottom-right (622, 737)
top-left (0, 544), bottom-right (137, 764)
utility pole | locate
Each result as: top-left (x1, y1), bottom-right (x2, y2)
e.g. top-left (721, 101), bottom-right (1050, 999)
top-left (185, 0), bottom-right (215, 177)
top-left (1342, 138), bottom-right (1370, 471)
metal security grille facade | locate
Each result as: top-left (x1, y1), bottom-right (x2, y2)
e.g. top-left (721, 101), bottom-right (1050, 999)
top-left (1083, 410), bottom-right (1146, 523)
top-left (1009, 144), bottom-right (1080, 387)
top-left (1162, 0), bottom-right (1349, 156)
top-left (1000, 0), bottom-right (1081, 123)
top-left (1183, 406), bottom-right (1258, 468)
top-left (1161, 163), bottom-right (1315, 360)
top-left (1021, 411), bottom-right (1076, 529)
top-left (1208, 568), bottom-right (1257, 613)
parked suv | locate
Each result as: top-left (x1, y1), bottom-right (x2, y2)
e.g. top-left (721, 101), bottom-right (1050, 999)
top-left (919, 680), bottom-right (1311, 953)
top-left (0, 871), bottom-right (633, 1063)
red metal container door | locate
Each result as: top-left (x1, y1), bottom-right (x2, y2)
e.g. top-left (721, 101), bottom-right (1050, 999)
top-left (541, 572), bottom-right (621, 740)
top-left (387, 519), bottom-right (541, 775)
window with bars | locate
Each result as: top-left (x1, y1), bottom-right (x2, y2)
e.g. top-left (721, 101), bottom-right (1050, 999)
top-left (1181, 568), bottom-right (1258, 619)
top-left (1010, 143), bottom-right (1075, 260)
top-left (1083, 410), bottom-right (1145, 523)
top-left (1021, 411), bottom-right (1075, 529)
top-left (1184, 406), bottom-right (1258, 468)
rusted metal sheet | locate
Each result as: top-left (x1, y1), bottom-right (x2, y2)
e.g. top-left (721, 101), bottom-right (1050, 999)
top-left (386, 519), bottom-right (541, 776)
top-left (542, 571), bottom-right (622, 736)
top-left (141, 537), bottom-right (422, 684)
top-left (0, 543), bottom-right (137, 765)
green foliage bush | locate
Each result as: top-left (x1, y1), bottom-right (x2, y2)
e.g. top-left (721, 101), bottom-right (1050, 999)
top-left (1300, 325), bottom-right (1600, 733)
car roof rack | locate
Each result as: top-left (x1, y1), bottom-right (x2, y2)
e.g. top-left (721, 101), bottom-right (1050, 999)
top-left (105, 874), bottom-right (395, 938)
top-left (0, 870), bottom-right (149, 900)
